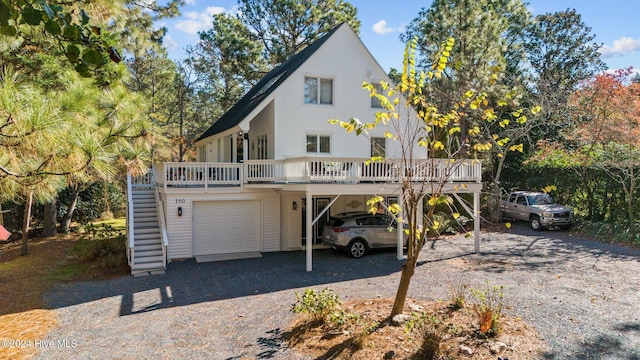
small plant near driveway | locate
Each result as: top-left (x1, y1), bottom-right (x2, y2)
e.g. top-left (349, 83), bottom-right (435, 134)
top-left (291, 287), bottom-right (342, 323)
top-left (470, 281), bottom-right (506, 336)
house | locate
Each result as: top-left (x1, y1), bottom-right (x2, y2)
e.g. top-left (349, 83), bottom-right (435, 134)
top-left (125, 23), bottom-right (482, 276)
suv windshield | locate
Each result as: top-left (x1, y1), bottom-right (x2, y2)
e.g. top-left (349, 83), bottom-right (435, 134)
top-left (527, 194), bottom-right (553, 205)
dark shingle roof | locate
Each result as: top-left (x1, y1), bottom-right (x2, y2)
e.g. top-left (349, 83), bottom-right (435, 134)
top-left (196, 24), bottom-right (344, 142)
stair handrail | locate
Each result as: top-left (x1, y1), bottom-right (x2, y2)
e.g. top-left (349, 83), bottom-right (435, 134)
top-left (154, 185), bottom-right (169, 268)
top-left (126, 172), bottom-right (135, 268)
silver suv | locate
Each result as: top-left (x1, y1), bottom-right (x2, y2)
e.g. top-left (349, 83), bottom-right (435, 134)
top-left (321, 212), bottom-right (405, 258)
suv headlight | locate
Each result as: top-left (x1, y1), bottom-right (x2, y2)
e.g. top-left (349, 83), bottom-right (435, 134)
top-left (541, 211), bottom-right (551, 218)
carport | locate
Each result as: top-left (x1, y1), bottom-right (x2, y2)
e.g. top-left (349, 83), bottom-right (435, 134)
top-left (299, 183), bottom-right (482, 271)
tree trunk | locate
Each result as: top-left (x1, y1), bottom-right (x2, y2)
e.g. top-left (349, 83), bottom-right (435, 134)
top-left (21, 191), bottom-right (34, 256)
top-left (60, 183), bottom-right (81, 234)
top-left (488, 182), bottom-right (502, 224)
top-left (43, 197), bottom-right (57, 238)
top-left (627, 168), bottom-right (636, 234)
top-left (390, 257), bottom-right (417, 317)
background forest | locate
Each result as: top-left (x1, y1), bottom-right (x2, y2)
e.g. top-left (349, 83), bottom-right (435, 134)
top-left (1, 0), bottom-right (639, 246)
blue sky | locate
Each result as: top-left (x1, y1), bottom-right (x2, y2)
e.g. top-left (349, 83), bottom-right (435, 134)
top-left (158, 0), bottom-right (640, 74)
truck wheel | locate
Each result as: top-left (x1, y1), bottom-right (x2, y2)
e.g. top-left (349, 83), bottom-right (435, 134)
top-left (348, 239), bottom-right (367, 258)
top-left (530, 216), bottom-right (542, 231)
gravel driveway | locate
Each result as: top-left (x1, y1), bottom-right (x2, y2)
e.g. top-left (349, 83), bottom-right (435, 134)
top-left (38, 224), bottom-right (640, 359)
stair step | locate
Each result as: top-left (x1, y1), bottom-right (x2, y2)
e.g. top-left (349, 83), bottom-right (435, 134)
top-left (134, 203), bottom-right (156, 209)
top-left (133, 209), bottom-right (158, 218)
top-left (133, 234), bottom-right (162, 246)
top-left (134, 227), bottom-right (161, 234)
top-left (133, 219), bottom-right (160, 229)
top-left (135, 250), bottom-right (162, 263)
top-left (131, 262), bottom-right (165, 271)
top-left (134, 255), bottom-right (164, 264)
top-left (133, 200), bottom-right (156, 209)
top-left (132, 194), bottom-right (156, 202)
top-left (133, 228), bottom-right (160, 233)
top-left (134, 233), bottom-right (160, 240)
top-left (135, 249), bottom-right (164, 257)
top-left (135, 238), bottom-right (162, 251)
top-left (133, 199), bottom-right (155, 204)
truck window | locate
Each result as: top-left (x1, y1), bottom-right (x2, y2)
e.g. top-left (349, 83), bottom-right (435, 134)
top-left (509, 194), bottom-right (517, 202)
top-left (516, 196), bottom-right (527, 205)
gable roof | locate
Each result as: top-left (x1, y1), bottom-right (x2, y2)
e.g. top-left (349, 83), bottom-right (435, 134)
top-left (196, 23), bottom-right (345, 142)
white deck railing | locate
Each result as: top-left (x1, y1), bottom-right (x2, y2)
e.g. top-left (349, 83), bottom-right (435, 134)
top-left (156, 157), bottom-right (480, 188)
top-left (125, 172), bottom-right (135, 268)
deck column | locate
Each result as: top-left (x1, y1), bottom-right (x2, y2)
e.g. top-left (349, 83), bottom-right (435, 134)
top-left (231, 132), bottom-right (238, 163)
top-left (306, 191), bottom-right (313, 272)
top-left (474, 191), bottom-right (480, 253)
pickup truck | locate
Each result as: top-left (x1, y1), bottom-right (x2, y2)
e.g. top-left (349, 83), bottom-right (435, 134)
top-left (501, 191), bottom-right (574, 230)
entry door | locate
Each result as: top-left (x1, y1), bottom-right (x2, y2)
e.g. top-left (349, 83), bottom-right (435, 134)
top-left (301, 198), bottom-right (331, 245)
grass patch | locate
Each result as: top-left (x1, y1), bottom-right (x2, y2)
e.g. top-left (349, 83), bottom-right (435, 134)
top-left (47, 262), bottom-right (89, 282)
top-left (93, 217), bottom-right (126, 231)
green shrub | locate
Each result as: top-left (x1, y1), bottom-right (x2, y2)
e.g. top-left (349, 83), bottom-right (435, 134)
top-left (404, 311), bottom-right (438, 335)
top-left (577, 221), bottom-right (640, 245)
top-left (291, 288), bottom-right (342, 323)
top-left (71, 223), bottom-right (127, 270)
top-left (470, 281), bottom-right (505, 336)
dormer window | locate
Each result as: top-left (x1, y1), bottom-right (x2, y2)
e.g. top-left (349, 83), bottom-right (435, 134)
top-left (304, 76), bottom-right (333, 104)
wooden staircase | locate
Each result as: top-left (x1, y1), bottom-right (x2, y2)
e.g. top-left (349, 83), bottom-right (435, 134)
top-left (129, 187), bottom-right (166, 276)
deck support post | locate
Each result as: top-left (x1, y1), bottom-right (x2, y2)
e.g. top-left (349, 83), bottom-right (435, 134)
top-left (306, 191), bottom-right (313, 272)
top-left (474, 191), bottom-right (480, 253)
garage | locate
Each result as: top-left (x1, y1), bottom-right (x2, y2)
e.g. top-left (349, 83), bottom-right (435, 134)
top-left (192, 200), bottom-right (261, 255)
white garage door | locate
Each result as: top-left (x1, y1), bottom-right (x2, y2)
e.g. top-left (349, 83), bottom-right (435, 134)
top-left (193, 200), bottom-right (260, 255)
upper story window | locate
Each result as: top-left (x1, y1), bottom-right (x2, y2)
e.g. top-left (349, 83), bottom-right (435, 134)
top-left (304, 76), bottom-right (333, 104)
top-left (307, 134), bottom-right (331, 154)
top-left (371, 137), bottom-right (386, 157)
top-left (371, 83), bottom-right (383, 108)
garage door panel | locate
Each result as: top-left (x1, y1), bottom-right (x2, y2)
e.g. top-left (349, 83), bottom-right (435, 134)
top-left (193, 200), bottom-right (260, 255)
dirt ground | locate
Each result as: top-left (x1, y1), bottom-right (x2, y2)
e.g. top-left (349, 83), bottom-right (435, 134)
top-left (287, 297), bottom-right (546, 359)
top-left (0, 235), bottom-right (128, 359)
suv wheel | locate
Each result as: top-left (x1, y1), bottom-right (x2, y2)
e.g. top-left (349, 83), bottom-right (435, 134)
top-left (530, 216), bottom-right (542, 231)
top-left (348, 239), bottom-right (367, 258)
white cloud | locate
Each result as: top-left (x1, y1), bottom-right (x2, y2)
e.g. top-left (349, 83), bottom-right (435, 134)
top-left (174, 6), bottom-right (230, 35)
top-left (372, 20), bottom-right (398, 35)
top-left (599, 37), bottom-right (640, 58)
top-left (163, 34), bottom-right (178, 49)
top-left (185, 0), bottom-right (195, 4)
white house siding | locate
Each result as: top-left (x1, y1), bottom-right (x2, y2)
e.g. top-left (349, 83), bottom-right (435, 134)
top-left (271, 25), bottom-right (419, 160)
top-left (248, 100), bottom-right (275, 160)
top-left (162, 189), bottom-right (281, 260)
top-left (279, 192), bottom-right (302, 250)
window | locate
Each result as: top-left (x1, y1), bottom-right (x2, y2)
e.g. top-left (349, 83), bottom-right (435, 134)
top-left (371, 83), bottom-right (383, 108)
top-left (307, 134), bottom-right (331, 154)
top-left (371, 137), bottom-right (386, 157)
top-left (304, 76), bottom-right (333, 104)
top-left (198, 145), bottom-right (206, 162)
top-left (256, 134), bottom-right (268, 160)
